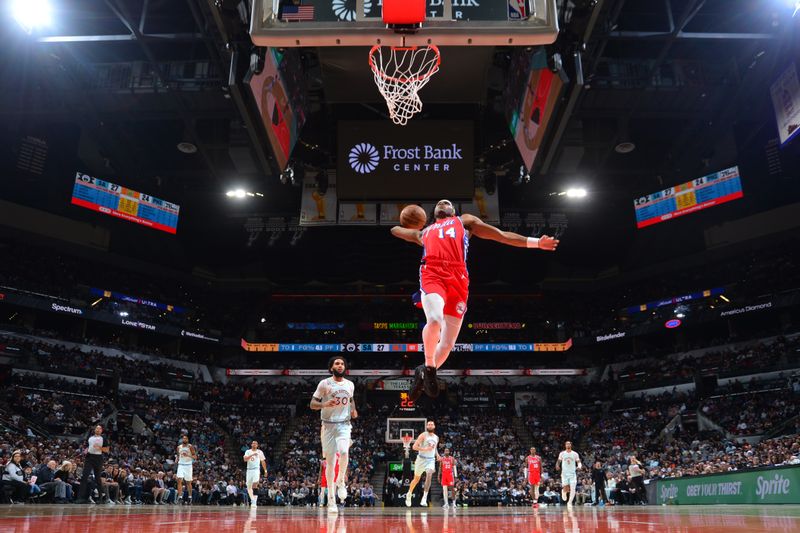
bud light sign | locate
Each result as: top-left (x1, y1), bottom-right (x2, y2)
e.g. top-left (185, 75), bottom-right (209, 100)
top-left (337, 120), bottom-right (474, 201)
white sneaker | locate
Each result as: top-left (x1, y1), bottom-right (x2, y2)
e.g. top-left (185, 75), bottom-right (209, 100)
top-left (405, 494), bottom-right (412, 508)
top-left (442, 503), bottom-right (449, 509)
top-left (336, 484), bottom-right (347, 502)
top-left (251, 495), bottom-right (258, 506)
top-left (420, 498), bottom-right (427, 506)
top-left (328, 502), bottom-right (338, 513)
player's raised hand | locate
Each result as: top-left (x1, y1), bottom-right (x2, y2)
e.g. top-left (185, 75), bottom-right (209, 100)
top-left (538, 235), bottom-right (559, 251)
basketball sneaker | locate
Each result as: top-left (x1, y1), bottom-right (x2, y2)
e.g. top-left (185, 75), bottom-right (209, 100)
top-left (423, 365), bottom-right (439, 398)
top-left (337, 483), bottom-right (347, 502)
top-left (405, 493), bottom-right (412, 507)
top-left (328, 500), bottom-right (338, 514)
top-left (409, 365), bottom-right (425, 402)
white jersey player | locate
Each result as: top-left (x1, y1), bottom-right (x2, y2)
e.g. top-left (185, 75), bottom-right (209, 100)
top-left (310, 356), bottom-right (358, 514)
top-left (556, 440), bottom-right (582, 506)
top-left (405, 420), bottom-right (440, 508)
top-left (243, 440), bottom-right (267, 506)
top-left (175, 435), bottom-right (197, 504)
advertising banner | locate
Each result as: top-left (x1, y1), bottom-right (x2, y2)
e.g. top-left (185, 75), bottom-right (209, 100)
top-left (337, 121), bottom-right (474, 201)
top-left (655, 466), bottom-right (800, 505)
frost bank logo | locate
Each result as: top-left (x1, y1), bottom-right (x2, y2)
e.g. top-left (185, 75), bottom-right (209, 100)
top-left (349, 143), bottom-right (380, 174)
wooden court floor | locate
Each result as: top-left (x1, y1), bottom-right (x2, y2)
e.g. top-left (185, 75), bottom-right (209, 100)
top-left (2, 504), bottom-right (800, 532)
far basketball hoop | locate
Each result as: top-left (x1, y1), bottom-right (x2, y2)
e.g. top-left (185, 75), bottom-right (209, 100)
top-left (401, 434), bottom-right (414, 459)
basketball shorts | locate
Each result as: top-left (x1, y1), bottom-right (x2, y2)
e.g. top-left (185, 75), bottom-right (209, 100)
top-left (246, 469), bottom-right (260, 485)
top-left (415, 455), bottom-right (436, 475)
top-left (321, 422), bottom-right (352, 459)
top-left (561, 472), bottom-right (577, 487)
top-left (419, 263), bottom-right (469, 318)
top-left (176, 464), bottom-right (193, 481)
top-left (529, 473), bottom-right (541, 486)
top-left (441, 473), bottom-right (454, 487)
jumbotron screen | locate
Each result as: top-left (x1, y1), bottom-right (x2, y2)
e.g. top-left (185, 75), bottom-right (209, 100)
top-left (71, 172), bottom-right (180, 234)
top-left (633, 166), bottom-right (743, 229)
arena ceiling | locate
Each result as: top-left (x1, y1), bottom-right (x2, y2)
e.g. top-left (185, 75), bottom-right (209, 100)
top-left (0, 0), bottom-right (798, 285)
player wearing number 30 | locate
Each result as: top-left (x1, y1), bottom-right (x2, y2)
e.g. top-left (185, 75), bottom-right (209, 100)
top-left (391, 200), bottom-right (560, 400)
top-left (310, 356), bottom-right (357, 514)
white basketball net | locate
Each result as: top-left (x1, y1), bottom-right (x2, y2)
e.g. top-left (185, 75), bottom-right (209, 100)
top-left (369, 45), bottom-right (441, 126)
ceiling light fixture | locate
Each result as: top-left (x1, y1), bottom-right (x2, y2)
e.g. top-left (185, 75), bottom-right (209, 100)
top-left (11, 0), bottom-right (52, 33)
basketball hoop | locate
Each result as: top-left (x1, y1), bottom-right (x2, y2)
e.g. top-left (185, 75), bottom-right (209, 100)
top-left (369, 45), bottom-right (441, 126)
top-left (402, 435), bottom-right (414, 458)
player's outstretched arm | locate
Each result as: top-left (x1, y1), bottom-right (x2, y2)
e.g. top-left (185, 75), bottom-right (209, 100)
top-left (412, 434), bottom-right (426, 452)
top-left (461, 214), bottom-right (558, 251)
top-left (390, 226), bottom-right (423, 246)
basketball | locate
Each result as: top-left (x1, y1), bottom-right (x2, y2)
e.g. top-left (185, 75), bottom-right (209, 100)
top-left (400, 205), bottom-right (427, 230)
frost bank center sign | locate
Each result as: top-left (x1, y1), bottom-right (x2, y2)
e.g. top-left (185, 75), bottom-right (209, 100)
top-left (656, 466), bottom-right (800, 505)
top-left (337, 121), bottom-right (474, 200)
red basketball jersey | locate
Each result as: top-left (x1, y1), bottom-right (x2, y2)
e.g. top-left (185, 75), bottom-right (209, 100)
top-left (421, 216), bottom-right (469, 266)
top-left (527, 455), bottom-right (542, 477)
top-left (440, 456), bottom-right (455, 484)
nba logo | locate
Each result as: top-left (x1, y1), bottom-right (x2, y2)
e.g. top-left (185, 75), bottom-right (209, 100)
top-left (508, 0), bottom-right (527, 20)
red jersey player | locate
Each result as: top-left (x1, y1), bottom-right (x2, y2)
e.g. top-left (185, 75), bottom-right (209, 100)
top-left (438, 447), bottom-right (457, 508)
top-left (526, 446), bottom-right (543, 508)
top-left (391, 199), bottom-right (559, 399)
top-left (318, 453), bottom-right (340, 506)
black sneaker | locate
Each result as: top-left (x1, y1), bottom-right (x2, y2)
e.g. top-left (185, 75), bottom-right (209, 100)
top-left (409, 365), bottom-right (426, 402)
top-left (423, 365), bottom-right (439, 397)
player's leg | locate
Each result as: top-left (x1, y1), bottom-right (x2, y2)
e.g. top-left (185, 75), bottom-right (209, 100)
top-left (534, 483), bottom-right (540, 504)
top-left (322, 428), bottom-right (339, 512)
top-left (442, 485), bottom-right (449, 508)
top-left (177, 475), bottom-right (184, 503)
top-left (406, 473), bottom-right (423, 507)
top-left (567, 477), bottom-right (577, 505)
top-left (334, 431), bottom-right (351, 503)
top-left (421, 468), bottom-right (434, 506)
top-left (561, 479), bottom-right (568, 504)
top-left (421, 292), bottom-right (445, 367)
top-left (433, 314), bottom-right (464, 370)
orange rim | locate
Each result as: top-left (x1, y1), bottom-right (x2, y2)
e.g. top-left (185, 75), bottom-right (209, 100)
top-left (369, 44), bottom-right (441, 84)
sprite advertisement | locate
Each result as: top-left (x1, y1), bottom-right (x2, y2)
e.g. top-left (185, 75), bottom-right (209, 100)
top-left (656, 466), bottom-right (800, 505)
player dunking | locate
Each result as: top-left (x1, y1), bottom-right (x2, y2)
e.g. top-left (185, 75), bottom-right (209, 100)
top-left (310, 356), bottom-right (358, 514)
top-left (391, 199), bottom-right (559, 399)
top-left (405, 419), bottom-right (439, 508)
top-left (176, 435), bottom-right (197, 504)
top-left (243, 440), bottom-right (267, 507)
top-left (556, 441), bottom-right (582, 507)
top-left (525, 446), bottom-right (542, 508)
top-left (438, 447), bottom-right (457, 509)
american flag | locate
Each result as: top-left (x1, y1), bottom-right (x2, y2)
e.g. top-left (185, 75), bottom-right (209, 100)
top-left (281, 4), bottom-right (315, 21)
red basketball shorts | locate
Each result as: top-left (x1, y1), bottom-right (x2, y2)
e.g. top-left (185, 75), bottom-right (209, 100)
top-left (441, 473), bottom-right (454, 487)
top-left (419, 263), bottom-right (469, 319)
top-left (529, 473), bottom-right (541, 485)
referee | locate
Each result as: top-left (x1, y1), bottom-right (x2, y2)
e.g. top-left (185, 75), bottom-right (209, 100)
top-left (76, 425), bottom-right (109, 503)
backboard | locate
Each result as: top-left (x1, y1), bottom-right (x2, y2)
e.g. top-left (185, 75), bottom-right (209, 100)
top-left (250, 0), bottom-right (559, 47)
top-left (385, 417), bottom-right (428, 444)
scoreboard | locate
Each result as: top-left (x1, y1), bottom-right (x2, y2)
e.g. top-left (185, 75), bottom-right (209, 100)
top-left (634, 166), bottom-right (743, 229)
top-left (71, 172), bottom-right (180, 234)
